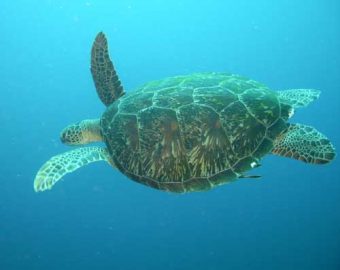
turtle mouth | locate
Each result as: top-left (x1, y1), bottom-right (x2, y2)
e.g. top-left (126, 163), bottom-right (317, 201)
top-left (60, 129), bottom-right (76, 145)
top-left (60, 132), bottom-right (69, 144)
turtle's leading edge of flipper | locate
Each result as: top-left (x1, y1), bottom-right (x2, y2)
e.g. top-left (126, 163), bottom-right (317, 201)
top-left (272, 124), bottom-right (336, 164)
top-left (34, 147), bottom-right (113, 192)
top-left (91, 32), bottom-right (124, 106)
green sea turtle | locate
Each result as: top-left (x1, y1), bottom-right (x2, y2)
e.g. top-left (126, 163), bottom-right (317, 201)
top-left (34, 32), bottom-right (336, 193)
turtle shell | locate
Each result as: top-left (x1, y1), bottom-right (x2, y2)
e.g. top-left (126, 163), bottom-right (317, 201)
top-left (101, 73), bottom-right (291, 193)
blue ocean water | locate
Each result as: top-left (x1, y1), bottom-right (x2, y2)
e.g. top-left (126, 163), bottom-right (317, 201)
top-left (0, 0), bottom-right (339, 269)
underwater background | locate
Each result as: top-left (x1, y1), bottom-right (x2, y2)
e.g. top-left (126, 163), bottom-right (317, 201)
top-left (0, 0), bottom-right (339, 269)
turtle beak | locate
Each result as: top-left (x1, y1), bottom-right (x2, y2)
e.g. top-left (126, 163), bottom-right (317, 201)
top-left (60, 132), bottom-right (67, 144)
top-left (60, 129), bottom-right (71, 144)
top-left (60, 127), bottom-right (77, 145)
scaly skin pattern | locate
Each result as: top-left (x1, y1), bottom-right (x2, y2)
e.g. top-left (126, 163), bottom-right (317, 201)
top-left (34, 147), bottom-right (111, 192)
top-left (91, 32), bottom-right (124, 106)
top-left (60, 119), bottom-right (102, 145)
top-left (272, 123), bottom-right (335, 164)
top-left (101, 72), bottom-right (292, 193)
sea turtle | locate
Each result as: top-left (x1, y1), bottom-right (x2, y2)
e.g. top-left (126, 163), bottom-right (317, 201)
top-left (34, 32), bottom-right (336, 193)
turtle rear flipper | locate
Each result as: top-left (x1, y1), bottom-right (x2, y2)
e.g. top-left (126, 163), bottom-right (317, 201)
top-left (277, 89), bottom-right (320, 109)
top-left (91, 32), bottom-right (124, 106)
top-left (34, 147), bottom-right (113, 192)
top-left (272, 124), bottom-right (336, 164)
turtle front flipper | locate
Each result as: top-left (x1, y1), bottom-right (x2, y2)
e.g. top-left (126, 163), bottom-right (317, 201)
top-left (272, 124), bottom-right (336, 164)
top-left (277, 89), bottom-right (320, 109)
top-left (91, 32), bottom-right (124, 106)
top-left (34, 147), bottom-right (114, 192)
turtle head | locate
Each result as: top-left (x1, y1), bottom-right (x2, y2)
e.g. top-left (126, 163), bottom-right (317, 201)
top-left (60, 122), bottom-right (85, 145)
top-left (60, 119), bottom-right (102, 145)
